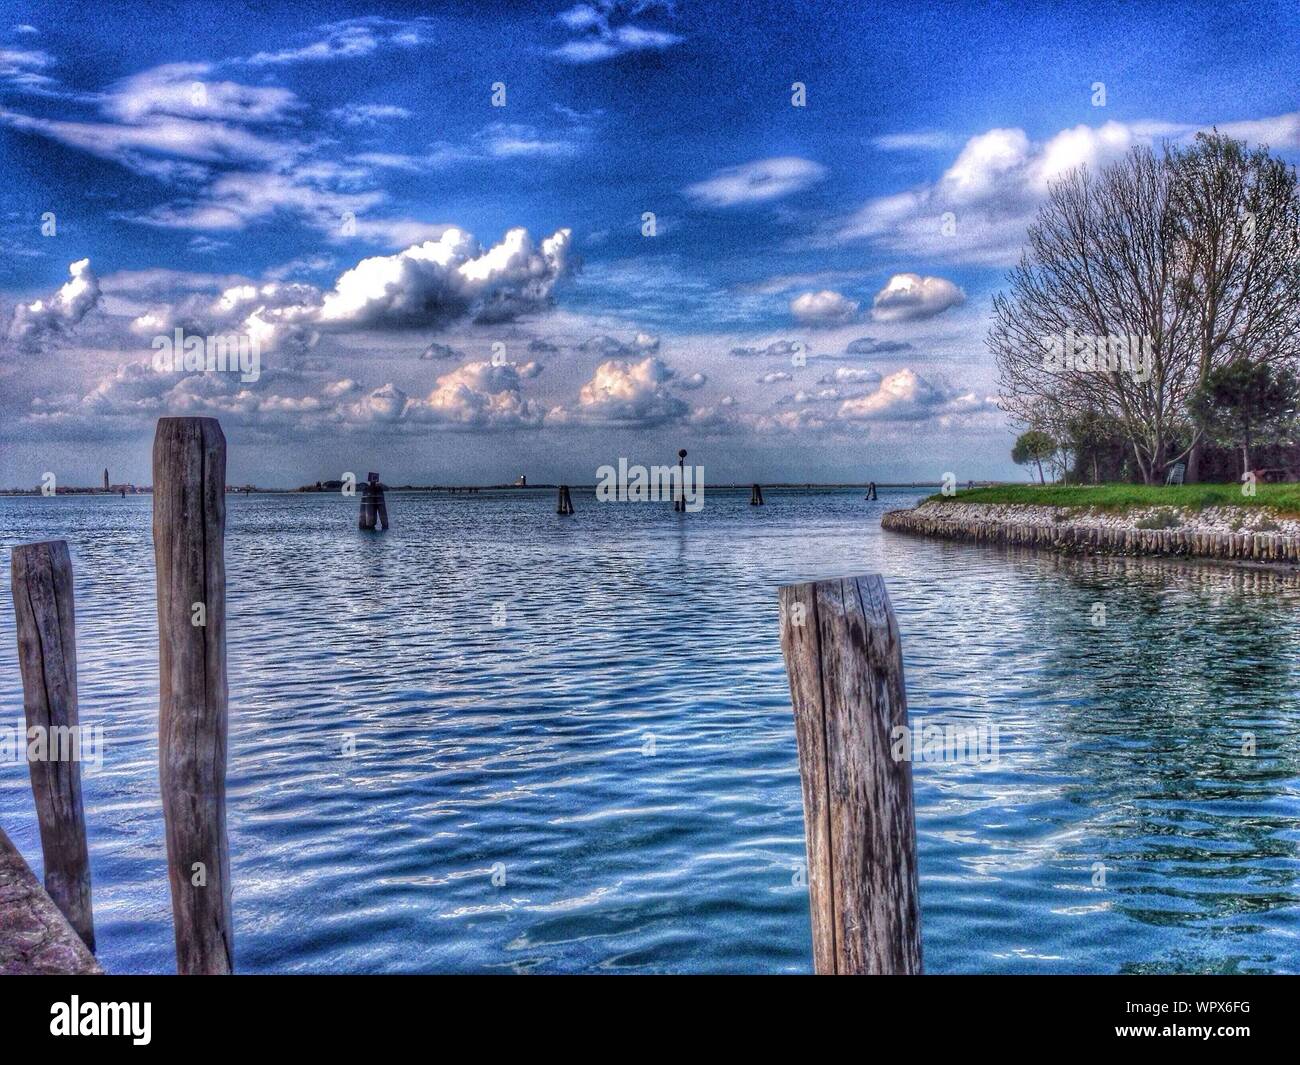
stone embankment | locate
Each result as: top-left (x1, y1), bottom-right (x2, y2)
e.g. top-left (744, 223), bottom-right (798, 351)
top-left (882, 501), bottom-right (1300, 565)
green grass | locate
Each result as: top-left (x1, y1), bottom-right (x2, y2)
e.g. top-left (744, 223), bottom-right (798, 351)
top-left (926, 483), bottom-right (1300, 516)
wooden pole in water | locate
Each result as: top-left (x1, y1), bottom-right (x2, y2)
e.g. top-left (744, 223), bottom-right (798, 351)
top-left (10, 540), bottom-right (95, 952)
top-left (556, 485), bottom-right (574, 515)
top-left (778, 574), bottom-right (922, 975)
top-left (750, 483), bottom-right (764, 505)
top-left (152, 416), bottom-right (234, 975)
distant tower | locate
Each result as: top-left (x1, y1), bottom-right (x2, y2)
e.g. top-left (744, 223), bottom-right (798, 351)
top-left (103, 468), bottom-right (109, 491)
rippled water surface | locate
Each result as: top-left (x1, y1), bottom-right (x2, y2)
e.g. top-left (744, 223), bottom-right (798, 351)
top-left (2, 488), bottom-right (1298, 974)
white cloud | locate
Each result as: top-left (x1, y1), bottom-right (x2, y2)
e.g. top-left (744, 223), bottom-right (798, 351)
top-left (836, 369), bottom-right (993, 422)
top-left (329, 103), bottom-right (412, 126)
top-left (7, 258), bottom-right (101, 349)
top-left (870, 273), bottom-right (965, 322)
top-left (818, 367), bottom-right (882, 386)
top-left (791, 289), bottom-right (858, 326)
top-left (835, 112), bottom-right (1300, 265)
top-left (685, 157), bottom-right (826, 207)
top-left (572, 355), bottom-right (689, 425)
top-left (240, 17), bottom-right (431, 67)
top-left (552, 3), bottom-right (682, 63)
top-left (316, 227), bottom-right (573, 329)
top-left (757, 371), bottom-right (792, 384)
top-left (104, 63), bottom-right (300, 123)
top-left (578, 331), bottom-right (660, 356)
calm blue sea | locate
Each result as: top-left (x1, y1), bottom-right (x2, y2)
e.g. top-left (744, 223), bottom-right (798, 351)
top-left (1, 488), bottom-right (1298, 974)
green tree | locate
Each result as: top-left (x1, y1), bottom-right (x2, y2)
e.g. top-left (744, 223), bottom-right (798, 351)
top-left (1190, 358), bottom-right (1298, 474)
top-left (1012, 430), bottom-right (1056, 484)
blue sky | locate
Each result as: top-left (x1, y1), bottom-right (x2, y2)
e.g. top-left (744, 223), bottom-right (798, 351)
top-left (2, 1), bottom-right (1298, 486)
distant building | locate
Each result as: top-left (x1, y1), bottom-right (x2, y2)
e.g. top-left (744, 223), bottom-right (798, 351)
top-left (514, 474), bottom-right (527, 487)
top-left (103, 468), bottom-right (109, 491)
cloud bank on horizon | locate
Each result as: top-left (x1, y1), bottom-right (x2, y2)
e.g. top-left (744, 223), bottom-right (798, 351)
top-left (1, 1), bottom-right (1297, 483)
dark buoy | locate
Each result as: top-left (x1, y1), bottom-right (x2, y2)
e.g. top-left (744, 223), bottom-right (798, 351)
top-left (750, 483), bottom-right (764, 506)
top-left (557, 484), bottom-right (575, 515)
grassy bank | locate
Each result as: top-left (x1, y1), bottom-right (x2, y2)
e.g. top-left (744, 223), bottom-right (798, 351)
top-left (926, 483), bottom-right (1300, 516)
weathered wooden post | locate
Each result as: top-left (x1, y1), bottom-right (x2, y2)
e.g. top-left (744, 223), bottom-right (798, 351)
top-left (10, 540), bottom-right (95, 952)
top-left (866, 482), bottom-right (878, 501)
top-left (750, 483), bottom-right (764, 506)
top-left (152, 416), bottom-right (233, 975)
top-left (557, 485), bottom-right (575, 515)
top-left (778, 574), bottom-right (922, 975)
top-left (673, 449), bottom-right (687, 512)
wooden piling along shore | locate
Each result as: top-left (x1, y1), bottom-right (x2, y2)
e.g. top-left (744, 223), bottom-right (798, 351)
top-left (10, 541), bottom-right (95, 952)
top-left (881, 507), bottom-right (1300, 565)
top-left (779, 574), bottom-right (922, 975)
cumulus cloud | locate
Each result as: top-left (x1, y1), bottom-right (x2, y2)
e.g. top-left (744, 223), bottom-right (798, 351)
top-left (791, 289), bottom-right (858, 326)
top-left (25, 350), bottom-right (548, 438)
top-left (316, 227), bottom-right (573, 329)
top-left (572, 355), bottom-right (689, 425)
top-left (730, 338), bottom-right (805, 359)
top-left (843, 336), bottom-right (915, 356)
top-left (420, 341), bottom-right (464, 360)
top-left (818, 367), bottom-right (882, 386)
top-left (577, 331), bottom-right (659, 356)
top-left (836, 369), bottom-right (993, 422)
top-left (757, 370), bottom-right (792, 384)
top-left (870, 273), bottom-right (965, 322)
top-left (7, 258), bottom-right (101, 349)
top-left (408, 359), bottom-right (545, 429)
top-left (835, 112), bottom-right (1300, 265)
top-left (684, 157), bottom-right (826, 207)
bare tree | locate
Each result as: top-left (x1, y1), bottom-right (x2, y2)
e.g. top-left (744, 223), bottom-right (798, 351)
top-left (989, 147), bottom-right (1197, 484)
top-left (1170, 132), bottom-right (1300, 480)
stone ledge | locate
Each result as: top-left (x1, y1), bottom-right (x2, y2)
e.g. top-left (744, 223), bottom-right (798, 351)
top-left (881, 506), bottom-right (1300, 565)
top-left (0, 826), bottom-right (101, 975)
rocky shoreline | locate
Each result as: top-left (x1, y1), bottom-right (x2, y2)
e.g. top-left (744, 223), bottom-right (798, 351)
top-left (882, 500), bottom-right (1300, 566)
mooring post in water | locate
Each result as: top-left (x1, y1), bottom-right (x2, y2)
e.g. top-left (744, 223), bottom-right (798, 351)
top-left (750, 484), bottom-right (764, 506)
top-left (866, 482), bottom-right (878, 501)
top-left (778, 574), bottom-right (922, 975)
top-left (359, 472), bottom-right (388, 530)
top-left (152, 416), bottom-right (233, 975)
top-left (370, 473), bottom-right (389, 530)
top-left (10, 540), bottom-right (95, 952)
top-left (557, 484), bottom-right (575, 515)
top-left (674, 449), bottom-right (688, 512)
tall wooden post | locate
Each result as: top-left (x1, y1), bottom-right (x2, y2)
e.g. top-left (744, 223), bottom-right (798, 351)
top-left (152, 416), bottom-right (233, 975)
top-left (557, 485), bottom-right (575, 515)
top-left (750, 483), bottom-right (764, 505)
top-left (778, 574), bottom-right (922, 974)
top-left (10, 540), bottom-right (95, 952)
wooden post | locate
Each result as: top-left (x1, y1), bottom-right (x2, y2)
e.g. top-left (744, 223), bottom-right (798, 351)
top-left (750, 483), bottom-right (764, 505)
top-left (557, 485), bottom-right (575, 515)
top-left (10, 540), bottom-right (95, 952)
top-left (778, 574), bottom-right (922, 975)
top-left (152, 416), bottom-right (233, 975)
top-left (359, 472), bottom-right (388, 530)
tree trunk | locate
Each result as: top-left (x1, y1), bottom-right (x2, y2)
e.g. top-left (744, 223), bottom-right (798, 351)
top-left (1034, 458), bottom-right (1044, 484)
